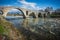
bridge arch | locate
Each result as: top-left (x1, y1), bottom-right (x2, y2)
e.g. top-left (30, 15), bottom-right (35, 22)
top-left (2, 8), bottom-right (26, 18)
top-left (29, 12), bottom-right (36, 18)
top-left (15, 8), bottom-right (26, 18)
top-left (0, 10), bottom-right (3, 15)
top-left (38, 13), bottom-right (42, 17)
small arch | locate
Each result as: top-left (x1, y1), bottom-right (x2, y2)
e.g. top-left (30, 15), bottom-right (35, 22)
top-left (38, 13), bottom-right (42, 17)
top-left (29, 12), bottom-right (36, 18)
top-left (43, 14), bottom-right (46, 18)
top-left (26, 11), bottom-right (28, 15)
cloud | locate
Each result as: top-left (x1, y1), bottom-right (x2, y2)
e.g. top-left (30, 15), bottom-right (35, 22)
top-left (10, 9), bottom-right (19, 12)
top-left (18, 0), bottom-right (40, 10)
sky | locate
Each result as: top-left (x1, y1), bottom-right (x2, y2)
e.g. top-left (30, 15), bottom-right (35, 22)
top-left (8, 9), bottom-right (22, 14)
top-left (0, 0), bottom-right (60, 10)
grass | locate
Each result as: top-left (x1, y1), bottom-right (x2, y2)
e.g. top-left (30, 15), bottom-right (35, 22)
top-left (0, 24), bottom-right (9, 35)
top-left (0, 24), bottom-right (4, 35)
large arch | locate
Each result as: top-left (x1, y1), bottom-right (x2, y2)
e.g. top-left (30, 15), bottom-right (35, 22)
top-left (3, 8), bottom-right (26, 18)
top-left (15, 8), bottom-right (26, 18)
top-left (0, 10), bottom-right (3, 15)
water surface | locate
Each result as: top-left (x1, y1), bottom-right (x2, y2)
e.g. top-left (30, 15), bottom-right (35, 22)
top-left (6, 17), bottom-right (60, 40)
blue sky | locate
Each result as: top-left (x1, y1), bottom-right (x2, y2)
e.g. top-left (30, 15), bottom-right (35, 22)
top-left (8, 9), bottom-right (22, 14)
top-left (0, 0), bottom-right (60, 10)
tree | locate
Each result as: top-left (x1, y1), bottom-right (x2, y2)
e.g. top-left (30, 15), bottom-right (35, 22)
top-left (55, 8), bottom-right (60, 13)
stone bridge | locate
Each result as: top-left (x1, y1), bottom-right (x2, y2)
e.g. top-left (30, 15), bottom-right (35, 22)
top-left (0, 6), bottom-right (52, 18)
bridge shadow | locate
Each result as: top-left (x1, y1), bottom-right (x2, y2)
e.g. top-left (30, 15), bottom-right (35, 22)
top-left (29, 12), bottom-right (36, 18)
top-left (14, 18), bottom-right (58, 40)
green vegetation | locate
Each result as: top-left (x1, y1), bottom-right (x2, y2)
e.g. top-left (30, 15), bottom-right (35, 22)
top-left (0, 24), bottom-right (9, 36)
top-left (0, 16), bottom-right (25, 40)
top-left (0, 24), bottom-right (4, 34)
top-left (50, 14), bottom-right (60, 18)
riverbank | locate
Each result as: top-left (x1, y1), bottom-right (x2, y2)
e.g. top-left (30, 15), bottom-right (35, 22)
top-left (0, 16), bottom-right (25, 40)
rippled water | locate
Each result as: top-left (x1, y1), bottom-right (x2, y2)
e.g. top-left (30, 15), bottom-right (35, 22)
top-left (6, 17), bottom-right (60, 40)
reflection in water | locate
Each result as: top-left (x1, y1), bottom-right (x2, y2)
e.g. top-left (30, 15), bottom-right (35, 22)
top-left (6, 18), bottom-right (60, 40)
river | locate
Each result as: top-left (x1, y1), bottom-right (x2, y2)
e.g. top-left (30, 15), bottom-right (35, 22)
top-left (5, 16), bottom-right (60, 40)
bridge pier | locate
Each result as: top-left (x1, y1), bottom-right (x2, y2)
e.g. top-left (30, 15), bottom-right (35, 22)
top-left (35, 15), bottom-right (38, 18)
top-left (25, 15), bottom-right (30, 18)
